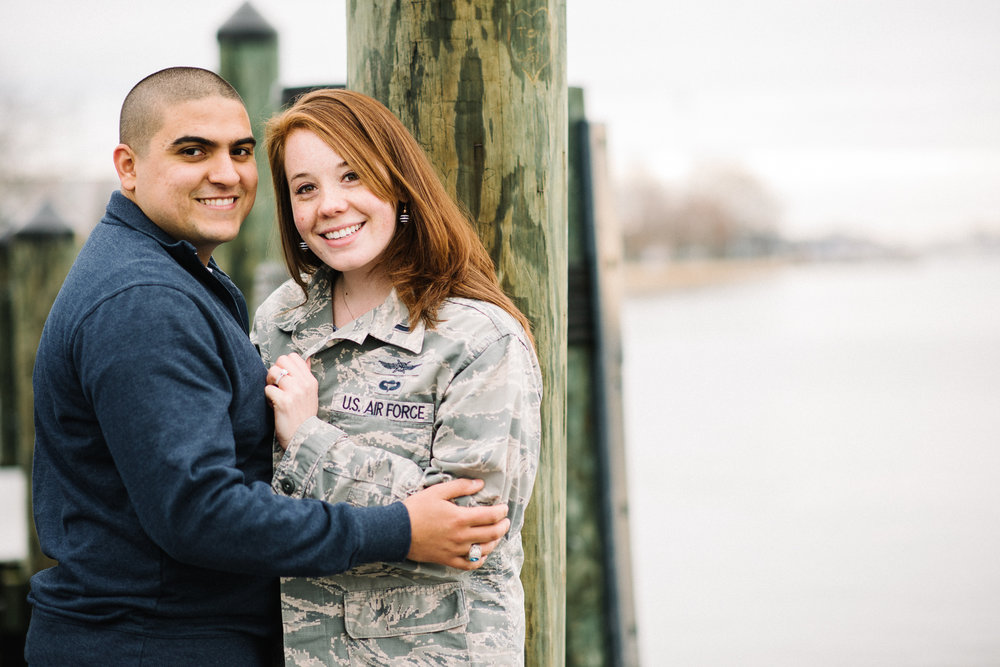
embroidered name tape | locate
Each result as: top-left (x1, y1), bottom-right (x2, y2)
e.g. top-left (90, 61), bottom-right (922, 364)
top-left (335, 393), bottom-right (434, 424)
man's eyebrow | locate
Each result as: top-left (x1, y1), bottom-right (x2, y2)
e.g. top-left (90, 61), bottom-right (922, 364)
top-left (169, 136), bottom-right (257, 148)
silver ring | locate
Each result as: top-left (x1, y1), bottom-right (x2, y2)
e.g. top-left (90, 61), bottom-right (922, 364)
top-left (467, 544), bottom-right (482, 562)
top-left (274, 368), bottom-right (290, 386)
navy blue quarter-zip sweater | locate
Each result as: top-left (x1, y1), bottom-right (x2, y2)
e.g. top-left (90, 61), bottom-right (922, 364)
top-left (26, 192), bottom-right (410, 665)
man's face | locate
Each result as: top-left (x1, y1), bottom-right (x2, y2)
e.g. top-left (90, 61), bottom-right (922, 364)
top-left (118, 96), bottom-right (257, 264)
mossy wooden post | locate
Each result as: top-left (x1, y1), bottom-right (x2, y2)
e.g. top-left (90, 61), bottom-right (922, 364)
top-left (347, 2), bottom-right (568, 664)
top-left (567, 89), bottom-right (639, 666)
top-left (9, 202), bottom-right (76, 575)
top-left (590, 117), bottom-right (639, 666)
top-left (566, 87), bottom-right (607, 666)
top-left (0, 230), bottom-right (15, 467)
top-left (217, 1), bottom-right (280, 308)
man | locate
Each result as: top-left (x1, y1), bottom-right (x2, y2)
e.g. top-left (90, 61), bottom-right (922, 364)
top-left (26, 67), bottom-right (508, 665)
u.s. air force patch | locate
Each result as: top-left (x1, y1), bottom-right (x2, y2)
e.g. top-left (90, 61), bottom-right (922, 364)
top-left (334, 392), bottom-right (435, 423)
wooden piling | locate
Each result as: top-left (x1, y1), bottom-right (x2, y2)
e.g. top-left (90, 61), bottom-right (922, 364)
top-left (566, 87), bottom-right (607, 666)
top-left (0, 230), bottom-right (15, 468)
top-left (8, 201), bottom-right (76, 575)
top-left (567, 89), bottom-right (639, 666)
top-left (346, 3), bottom-right (568, 664)
top-left (217, 1), bottom-right (281, 308)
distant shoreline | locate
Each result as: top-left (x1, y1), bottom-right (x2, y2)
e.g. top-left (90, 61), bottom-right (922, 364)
top-left (623, 258), bottom-right (787, 294)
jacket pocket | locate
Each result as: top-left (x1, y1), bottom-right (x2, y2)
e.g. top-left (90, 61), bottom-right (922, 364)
top-left (344, 582), bottom-right (469, 639)
top-left (318, 455), bottom-right (423, 508)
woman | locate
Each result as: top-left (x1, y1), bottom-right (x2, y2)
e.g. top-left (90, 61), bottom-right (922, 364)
top-left (250, 88), bottom-right (541, 665)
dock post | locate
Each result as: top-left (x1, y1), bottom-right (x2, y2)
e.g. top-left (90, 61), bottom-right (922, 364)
top-left (217, 1), bottom-right (281, 308)
top-left (7, 202), bottom-right (76, 576)
top-left (567, 88), bottom-right (639, 666)
top-left (347, 3), bottom-right (568, 664)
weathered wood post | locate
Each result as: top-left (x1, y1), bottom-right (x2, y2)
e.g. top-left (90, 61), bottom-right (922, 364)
top-left (566, 87), bottom-right (605, 666)
top-left (347, 3), bottom-right (568, 664)
top-left (217, 1), bottom-right (281, 308)
top-left (0, 229), bottom-right (15, 467)
top-left (8, 201), bottom-right (76, 575)
top-left (566, 88), bottom-right (639, 666)
top-left (0, 225), bottom-right (28, 659)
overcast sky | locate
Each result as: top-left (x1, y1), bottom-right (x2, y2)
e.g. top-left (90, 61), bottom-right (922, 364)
top-left (2, 0), bottom-right (998, 244)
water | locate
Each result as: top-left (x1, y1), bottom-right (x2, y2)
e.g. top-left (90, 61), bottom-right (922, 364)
top-left (622, 256), bottom-right (1000, 666)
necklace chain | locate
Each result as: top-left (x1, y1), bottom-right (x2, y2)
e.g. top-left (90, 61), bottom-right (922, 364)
top-left (339, 280), bottom-right (357, 321)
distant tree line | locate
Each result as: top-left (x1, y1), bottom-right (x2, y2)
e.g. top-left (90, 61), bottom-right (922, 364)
top-left (617, 161), bottom-right (783, 262)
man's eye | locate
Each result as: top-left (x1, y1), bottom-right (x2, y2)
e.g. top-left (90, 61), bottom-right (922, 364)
top-left (180, 147), bottom-right (205, 157)
top-left (233, 147), bottom-right (254, 157)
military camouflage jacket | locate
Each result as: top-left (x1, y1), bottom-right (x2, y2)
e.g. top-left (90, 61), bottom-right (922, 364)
top-left (251, 269), bottom-right (542, 666)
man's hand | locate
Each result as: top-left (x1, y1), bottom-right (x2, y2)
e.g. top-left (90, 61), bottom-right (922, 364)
top-left (403, 478), bottom-right (510, 570)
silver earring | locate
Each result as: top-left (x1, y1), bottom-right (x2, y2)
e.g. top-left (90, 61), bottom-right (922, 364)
top-left (398, 203), bottom-right (410, 225)
top-left (298, 241), bottom-right (309, 251)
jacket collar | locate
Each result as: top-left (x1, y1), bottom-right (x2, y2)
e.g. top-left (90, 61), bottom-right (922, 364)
top-left (104, 190), bottom-right (225, 273)
top-left (103, 190), bottom-right (248, 330)
top-left (273, 267), bottom-right (425, 357)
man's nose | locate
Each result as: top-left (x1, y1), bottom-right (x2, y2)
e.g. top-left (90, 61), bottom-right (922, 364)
top-left (208, 154), bottom-right (241, 186)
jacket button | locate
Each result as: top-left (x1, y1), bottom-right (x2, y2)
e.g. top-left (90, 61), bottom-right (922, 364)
top-left (280, 478), bottom-right (296, 494)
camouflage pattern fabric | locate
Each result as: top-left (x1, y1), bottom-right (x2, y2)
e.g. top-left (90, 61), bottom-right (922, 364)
top-left (251, 268), bottom-right (542, 666)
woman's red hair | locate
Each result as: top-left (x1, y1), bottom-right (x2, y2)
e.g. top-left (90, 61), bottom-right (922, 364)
top-left (265, 88), bottom-right (532, 345)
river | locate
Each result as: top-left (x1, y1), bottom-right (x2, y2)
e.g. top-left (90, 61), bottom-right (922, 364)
top-left (622, 255), bottom-right (1000, 666)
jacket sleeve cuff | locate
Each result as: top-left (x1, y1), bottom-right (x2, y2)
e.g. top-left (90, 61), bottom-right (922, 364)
top-left (272, 416), bottom-right (343, 498)
top-left (350, 501), bottom-right (412, 564)
top-left (271, 418), bottom-right (412, 564)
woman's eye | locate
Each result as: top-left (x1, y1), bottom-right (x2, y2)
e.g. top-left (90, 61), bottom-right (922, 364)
top-left (294, 184), bottom-right (315, 195)
top-left (343, 171), bottom-right (359, 183)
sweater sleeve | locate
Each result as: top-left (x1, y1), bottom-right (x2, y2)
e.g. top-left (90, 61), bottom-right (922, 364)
top-left (77, 285), bottom-right (409, 576)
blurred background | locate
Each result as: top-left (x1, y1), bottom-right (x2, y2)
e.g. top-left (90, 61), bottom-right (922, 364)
top-left (2, 1), bottom-right (999, 665)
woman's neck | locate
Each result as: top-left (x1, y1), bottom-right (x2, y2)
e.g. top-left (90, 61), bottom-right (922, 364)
top-left (334, 270), bottom-right (392, 327)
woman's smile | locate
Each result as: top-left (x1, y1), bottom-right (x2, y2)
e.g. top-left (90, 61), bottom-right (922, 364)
top-left (322, 222), bottom-right (364, 240)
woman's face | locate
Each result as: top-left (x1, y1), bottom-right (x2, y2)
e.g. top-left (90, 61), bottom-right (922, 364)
top-left (283, 128), bottom-right (396, 279)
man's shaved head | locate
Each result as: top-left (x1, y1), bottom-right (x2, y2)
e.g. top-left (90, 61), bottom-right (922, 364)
top-left (119, 67), bottom-right (244, 154)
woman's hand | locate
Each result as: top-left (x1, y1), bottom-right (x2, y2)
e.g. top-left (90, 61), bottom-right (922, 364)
top-left (264, 353), bottom-right (318, 450)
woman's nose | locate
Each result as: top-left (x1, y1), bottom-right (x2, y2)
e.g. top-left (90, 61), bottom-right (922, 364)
top-left (318, 189), bottom-right (348, 216)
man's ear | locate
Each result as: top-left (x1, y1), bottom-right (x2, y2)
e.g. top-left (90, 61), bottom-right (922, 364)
top-left (113, 143), bottom-right (138, 193)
